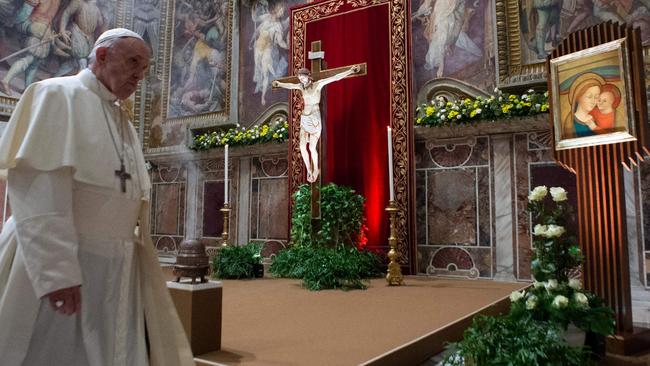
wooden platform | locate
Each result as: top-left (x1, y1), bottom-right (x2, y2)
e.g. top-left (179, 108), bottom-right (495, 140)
top-left (191, 276), bottom-right (525, 366)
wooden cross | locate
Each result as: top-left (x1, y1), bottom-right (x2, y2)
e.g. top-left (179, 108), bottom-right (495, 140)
top-left (274, 40), bottom-right (366, 229)
top-left (115, 161), bottom-right (132, 193)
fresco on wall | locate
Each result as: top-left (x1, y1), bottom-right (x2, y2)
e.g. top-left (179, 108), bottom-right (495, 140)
top-left (519, 0), bottom-right (650, 65)
top-left (411, 0), bottom-right (496, 93)
top-left (239, 0), bottom-right (303, 126)
top-left (0, 0), bottom-right (114, 98)
top-left (133, 0), bottom-right (161, 57)
top-left (167, 0), bottom-right (230, 119)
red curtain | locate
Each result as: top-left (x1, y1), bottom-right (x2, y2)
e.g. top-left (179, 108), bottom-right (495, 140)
top-left (305, 4), bottom-right (391, 249)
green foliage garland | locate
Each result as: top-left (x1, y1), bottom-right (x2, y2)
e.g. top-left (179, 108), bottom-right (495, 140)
top-left (191, 119), bottom-right (289, 150)
top-left (415, 89), bottom-right (549, 127)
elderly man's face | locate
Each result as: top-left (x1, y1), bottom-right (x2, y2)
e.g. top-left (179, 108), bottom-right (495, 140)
top-left (98, 37), bottom-right (150, 99)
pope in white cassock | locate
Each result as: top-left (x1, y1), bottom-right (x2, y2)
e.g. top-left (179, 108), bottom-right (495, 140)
top-left (0, 29), bottom-right (194, 366)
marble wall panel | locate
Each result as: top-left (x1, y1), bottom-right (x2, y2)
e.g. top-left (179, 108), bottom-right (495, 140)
top-left (250, 155), bottom-right (289, 247)
top-left (513, 131), bottom-right (575, 280)
top-left (150, 163), bottom-right (187, 254)
top-left (416, 135), bottom-right (492, 278)
top-left (253, 179), bottom-right (289, 240)
top-left (154, 184), bottom-right (182, 235)
top-left (427, 169), bottom-right (477, 245)
top-left (202, 181), bottom-right (225, 237)
top-left (197, 157), bottom-right (239, 246)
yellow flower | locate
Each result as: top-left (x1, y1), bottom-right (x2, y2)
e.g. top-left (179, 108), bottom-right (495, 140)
top-left (416, 117), bottom-right (422, 124)
top-left (272, 133), bottom-right (279, 139)
top-left (425, 106), bottom-right (434, 116)
top-left (541, 104), bottom-right (549, 112)
top-left (470, 109), bottom-right (478, 118)
top-left (448, 110), bottom-right (459, 119)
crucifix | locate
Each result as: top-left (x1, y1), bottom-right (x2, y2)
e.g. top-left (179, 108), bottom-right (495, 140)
top-left (115, 162), bottom-right (132, 193)
top-left (273, 40), bottom-right (367, 224)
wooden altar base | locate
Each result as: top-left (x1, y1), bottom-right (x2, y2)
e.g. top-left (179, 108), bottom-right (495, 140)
top-left (190, 277), bottom-right (525, 366)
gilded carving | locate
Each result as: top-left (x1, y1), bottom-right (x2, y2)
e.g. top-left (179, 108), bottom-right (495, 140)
top-left (290, 0), bottom-right (411, 265)
top-left (496, 0), bottom-right (650, 87)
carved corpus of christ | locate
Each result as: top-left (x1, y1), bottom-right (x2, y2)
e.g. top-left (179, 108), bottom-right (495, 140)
top-left (273, 64), bottom-right (361, 182)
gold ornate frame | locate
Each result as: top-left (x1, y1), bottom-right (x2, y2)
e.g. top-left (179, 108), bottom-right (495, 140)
top-left (0, 0), bottom-right (128, 114)
top-left (160, 0), bottom-right (233, 125)
top-left (289, 0), bottom-right (414, 268)
top-left (495, 0), bottom-right (547, 87)
top-left (495, 0), bottom-right (650, 88)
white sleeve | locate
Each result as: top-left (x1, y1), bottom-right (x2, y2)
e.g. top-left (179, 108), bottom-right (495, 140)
top-left (8, 164), bottom-right (82, 298)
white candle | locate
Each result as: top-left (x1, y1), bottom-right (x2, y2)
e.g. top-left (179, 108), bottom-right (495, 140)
top-left (224, 144), bottom-right (229, 204)
top-left (387, 126), bottom-right (394, 202)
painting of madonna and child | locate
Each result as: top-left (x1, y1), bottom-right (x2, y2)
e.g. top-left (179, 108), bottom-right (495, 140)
top-left (550, 38), bottom-right (637, 150)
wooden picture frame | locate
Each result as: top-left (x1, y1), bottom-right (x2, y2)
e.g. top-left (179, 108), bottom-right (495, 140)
top-left (549, 39), bottom-right (636, 150)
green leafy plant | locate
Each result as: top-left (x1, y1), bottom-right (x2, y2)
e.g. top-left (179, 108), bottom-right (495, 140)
top-left (212, 242), bottom-right (263, 279)
top-left (290, 183), bottom-right (365, 248)
top-left (191, 119), bottom-right (289, 151)
top-left (270, 246), bottom-right (382, 291)
top-left (270, 183), bottom-right (381, 290)
top-left (443, 315), bottom-right (592, 366)
top-left (415, 89), bottom-right (549, 127)
top-left (508, 185), bottom-right (615, 337)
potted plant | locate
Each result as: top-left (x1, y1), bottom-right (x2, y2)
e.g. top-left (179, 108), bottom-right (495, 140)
top-left (212, 242), bottom-right (264, 279)
top-left (509, 186), bottom-right (615, 349)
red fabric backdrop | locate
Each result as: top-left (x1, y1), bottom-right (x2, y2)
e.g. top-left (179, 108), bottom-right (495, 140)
top-left (304, 4), bottom-right (391, 249)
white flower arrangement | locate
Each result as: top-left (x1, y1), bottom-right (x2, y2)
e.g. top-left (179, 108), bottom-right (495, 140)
top-left (550, 187), bottom-right (568, 202)
top-left (552, 295), bottom-right (569, 308)
top-left (528, 186), bottom-right (548, 201)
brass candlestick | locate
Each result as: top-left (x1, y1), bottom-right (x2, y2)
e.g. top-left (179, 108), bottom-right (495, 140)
top-left (385, 201), bottom-right (404, 286)
top-left (220, 202), bottom-right (231, 247)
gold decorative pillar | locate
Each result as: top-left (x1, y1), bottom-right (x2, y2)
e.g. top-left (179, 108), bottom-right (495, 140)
top-left (385, 201), bottom-right (404, 286)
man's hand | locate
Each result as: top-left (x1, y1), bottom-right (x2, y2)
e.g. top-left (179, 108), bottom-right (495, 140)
top-left (351, 64), bottom-right (361, 73)
top-left (44, 285), bottom-right (81, 315)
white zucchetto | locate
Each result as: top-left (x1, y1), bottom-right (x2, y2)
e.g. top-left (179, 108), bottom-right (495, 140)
top-left (93, 28), bottom-right (143, 48)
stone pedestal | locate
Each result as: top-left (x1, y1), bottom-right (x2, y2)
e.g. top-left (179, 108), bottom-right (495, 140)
top-left (167, 280), bottom-right (223, 356)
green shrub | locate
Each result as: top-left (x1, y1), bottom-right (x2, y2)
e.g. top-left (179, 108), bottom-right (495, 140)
top-left (290, 183), bottom-right (365, 248)
top-left (443, 315), bottom-right (592, 366)
top-left (269, 246), bottom-right (382, 290)
top-left (212, 242), bottom-right (262, 279)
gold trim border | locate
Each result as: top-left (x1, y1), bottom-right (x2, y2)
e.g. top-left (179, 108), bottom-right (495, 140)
top-left (0, 0), bottom-right (127, 113)
top-left (289, 0), bottom-right (412, 264)
top-left (160, 0), bottom-right (233, 124)
top-left (496, 0), bottom-right (650, 87)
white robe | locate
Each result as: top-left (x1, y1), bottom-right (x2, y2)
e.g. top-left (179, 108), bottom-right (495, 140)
top-left (0, 69), bottom-right (193, 366)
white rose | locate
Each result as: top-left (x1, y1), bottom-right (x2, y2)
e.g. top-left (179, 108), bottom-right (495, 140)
top-left (533, 224), bottom-right (548, 237)
top-left (533, 281), bottom-right (545, 289)
top-left (568, 279), bottom-right (581, 290)
top-left (510, 290), bottom-right (525, 302)
top-left (526, 295), bottom-right (538, 310)
top-left (545, 279), bottom-right (559, 291)
top-left (574, 292), bottom-right (589, 307)
top-left (550, 187), bottom-right (568, 202)
top-left (544, 225), bottom-right (566, 238)
top-left (552, 295), bottom-right (569, 308)
top-left (528, 185), bottom-right (548, 202)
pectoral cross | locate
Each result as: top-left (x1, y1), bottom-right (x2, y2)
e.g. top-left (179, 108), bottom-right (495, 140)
top-left (115, 161), bottom-right (132, 193)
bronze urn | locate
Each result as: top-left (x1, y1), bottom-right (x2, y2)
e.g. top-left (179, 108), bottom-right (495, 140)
top-left (173, 239), bottom-right (209, 284)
